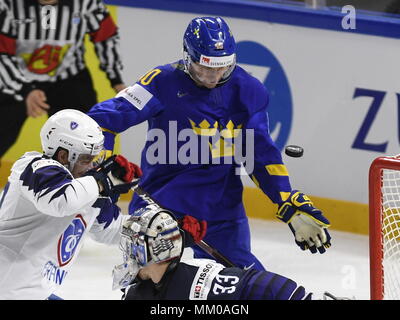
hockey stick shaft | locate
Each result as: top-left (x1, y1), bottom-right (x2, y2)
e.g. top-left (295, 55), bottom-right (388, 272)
top-left (131, 184), bottom-right (236, 267)
top-left (196, 240), bottom-right (236, 267)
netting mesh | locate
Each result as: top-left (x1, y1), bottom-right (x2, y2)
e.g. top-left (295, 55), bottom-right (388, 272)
top-left (381, 169), bottom-right (400, 299)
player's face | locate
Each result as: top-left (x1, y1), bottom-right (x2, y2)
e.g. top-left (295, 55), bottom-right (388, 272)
top-left (71, 154), bottom-right (96, 178)
top-left (190, 62), bottom-right (229, 89)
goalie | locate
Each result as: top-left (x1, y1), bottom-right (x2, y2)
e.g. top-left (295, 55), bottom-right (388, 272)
top-left (113, 207), bottom-right (342, 300)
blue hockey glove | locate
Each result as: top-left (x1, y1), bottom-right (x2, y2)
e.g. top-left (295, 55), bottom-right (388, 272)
top-left (91, 197), bottom-right (120, 229)
top-left (276, 190), bottom-right (331, 254)
top-left (95, 198), bottom-right (120, 228)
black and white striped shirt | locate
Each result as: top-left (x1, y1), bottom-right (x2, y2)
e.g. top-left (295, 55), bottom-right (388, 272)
top-left (0, 0), bottom-right (124, 98)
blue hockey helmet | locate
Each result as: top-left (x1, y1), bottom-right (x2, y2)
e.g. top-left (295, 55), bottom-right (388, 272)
top-left (183, 17), bottom-right (236, 85)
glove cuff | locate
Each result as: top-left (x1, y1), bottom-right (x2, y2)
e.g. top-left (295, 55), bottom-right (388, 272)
top-left (276, 190), bottom-right (320, 224)
top-left (276, 202), bottom-right (297, 223)
top-left (276, 190), bottom-right (331, 227)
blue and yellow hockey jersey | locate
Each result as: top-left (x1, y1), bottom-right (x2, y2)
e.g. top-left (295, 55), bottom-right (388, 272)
top-left (88, 61), bottom-right (292, 221)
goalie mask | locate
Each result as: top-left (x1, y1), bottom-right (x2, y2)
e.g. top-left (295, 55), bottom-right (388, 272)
top-left (183, 16), bottom-right (236, 88)
top-left (40, 109), bottom-right (104, 171)
top-left (112, 206), bottom-right (184, 289)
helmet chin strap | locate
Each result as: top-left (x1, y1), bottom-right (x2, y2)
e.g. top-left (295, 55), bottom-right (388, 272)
top-left (66, 161), bottom-right (76, 174)
top-left (182, 50), bottom-right (194, 78)
top-left (65, 151), bottom-right (78, 172)
top-left (50, 149), bottom-right (76, 173)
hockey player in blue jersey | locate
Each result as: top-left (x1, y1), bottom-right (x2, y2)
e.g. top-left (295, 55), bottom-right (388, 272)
top-left (113, 206), bottom-right (342, 300)
top-left (88, 17), bottom-right (331, 271)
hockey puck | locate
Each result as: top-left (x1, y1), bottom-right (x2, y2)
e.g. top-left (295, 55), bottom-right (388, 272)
top-left (285, 145), bottom-right (304, 158)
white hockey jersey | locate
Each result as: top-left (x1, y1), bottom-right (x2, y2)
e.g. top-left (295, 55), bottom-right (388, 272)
top-left (0, 152), bottom-right (125, 300)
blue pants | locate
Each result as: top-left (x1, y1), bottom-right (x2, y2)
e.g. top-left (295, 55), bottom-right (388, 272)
top-left (192, 217), bottom-right (266, 271)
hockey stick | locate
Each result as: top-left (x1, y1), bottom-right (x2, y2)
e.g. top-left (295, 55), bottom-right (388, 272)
top-left (131, 184), bottom-right (236, 267)
top-left (195, 239), bottom-right (235, 267)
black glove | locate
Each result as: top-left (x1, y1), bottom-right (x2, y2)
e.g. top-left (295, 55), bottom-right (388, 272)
top-left (85, 155), bottom-right (142, 198)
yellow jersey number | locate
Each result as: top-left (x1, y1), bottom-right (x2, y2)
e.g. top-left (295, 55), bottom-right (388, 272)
top-left (139, 69), bottom-right (161, 86)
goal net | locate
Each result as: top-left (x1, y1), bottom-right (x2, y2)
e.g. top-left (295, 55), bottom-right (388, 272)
top-left (369, 156), bottom-right (400, 300)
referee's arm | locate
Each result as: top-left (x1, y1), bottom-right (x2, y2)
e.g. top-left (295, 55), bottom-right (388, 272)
top-left (86, 0), bottom-right (126, 93)
top-left (0, 4), bottom-right (33, 100)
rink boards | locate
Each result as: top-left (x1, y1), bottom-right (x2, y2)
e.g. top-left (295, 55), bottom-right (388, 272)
top-left (2, 1), bottom-right (399, 234)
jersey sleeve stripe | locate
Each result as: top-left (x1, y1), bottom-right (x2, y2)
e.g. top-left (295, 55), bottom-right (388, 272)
top-left (89, 14), bottom-right (117, 43)
top-left (0, 33), bottom-right (16, 55)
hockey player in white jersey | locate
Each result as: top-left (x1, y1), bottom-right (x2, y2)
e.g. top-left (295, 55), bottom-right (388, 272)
top-left (0, 109), bottom-right (142, 300)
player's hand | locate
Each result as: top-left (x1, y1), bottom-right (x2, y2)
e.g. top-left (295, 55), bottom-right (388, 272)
top-left (96, 198), bottom-right (120, 228)
top-left (25, 89), bottom-right (50, 118)
top-left (179, 215), bottom-right (207, 247)
top-left (276, 190), bottom-right (331, 254)
top-left (85, 155), bottom-right (142, 198)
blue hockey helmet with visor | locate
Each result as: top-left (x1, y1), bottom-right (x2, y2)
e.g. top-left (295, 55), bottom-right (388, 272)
top-left (183, 17), bottom-right (236, 87)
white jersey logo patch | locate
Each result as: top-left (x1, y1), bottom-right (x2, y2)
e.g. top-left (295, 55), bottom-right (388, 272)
top-left (116, 84), bottom-right (153, 110)
top-left (188, 259), bottom-right (224, 300)
top-left (57, 214), bottom-right (87, 267)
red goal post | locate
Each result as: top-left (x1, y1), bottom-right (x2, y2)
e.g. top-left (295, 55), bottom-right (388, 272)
top-left (369, 156), bottom-right (400, 300)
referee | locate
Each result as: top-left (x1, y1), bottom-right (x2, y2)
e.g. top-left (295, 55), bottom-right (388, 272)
top-left (0, 0), bottom-right (126, 159)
